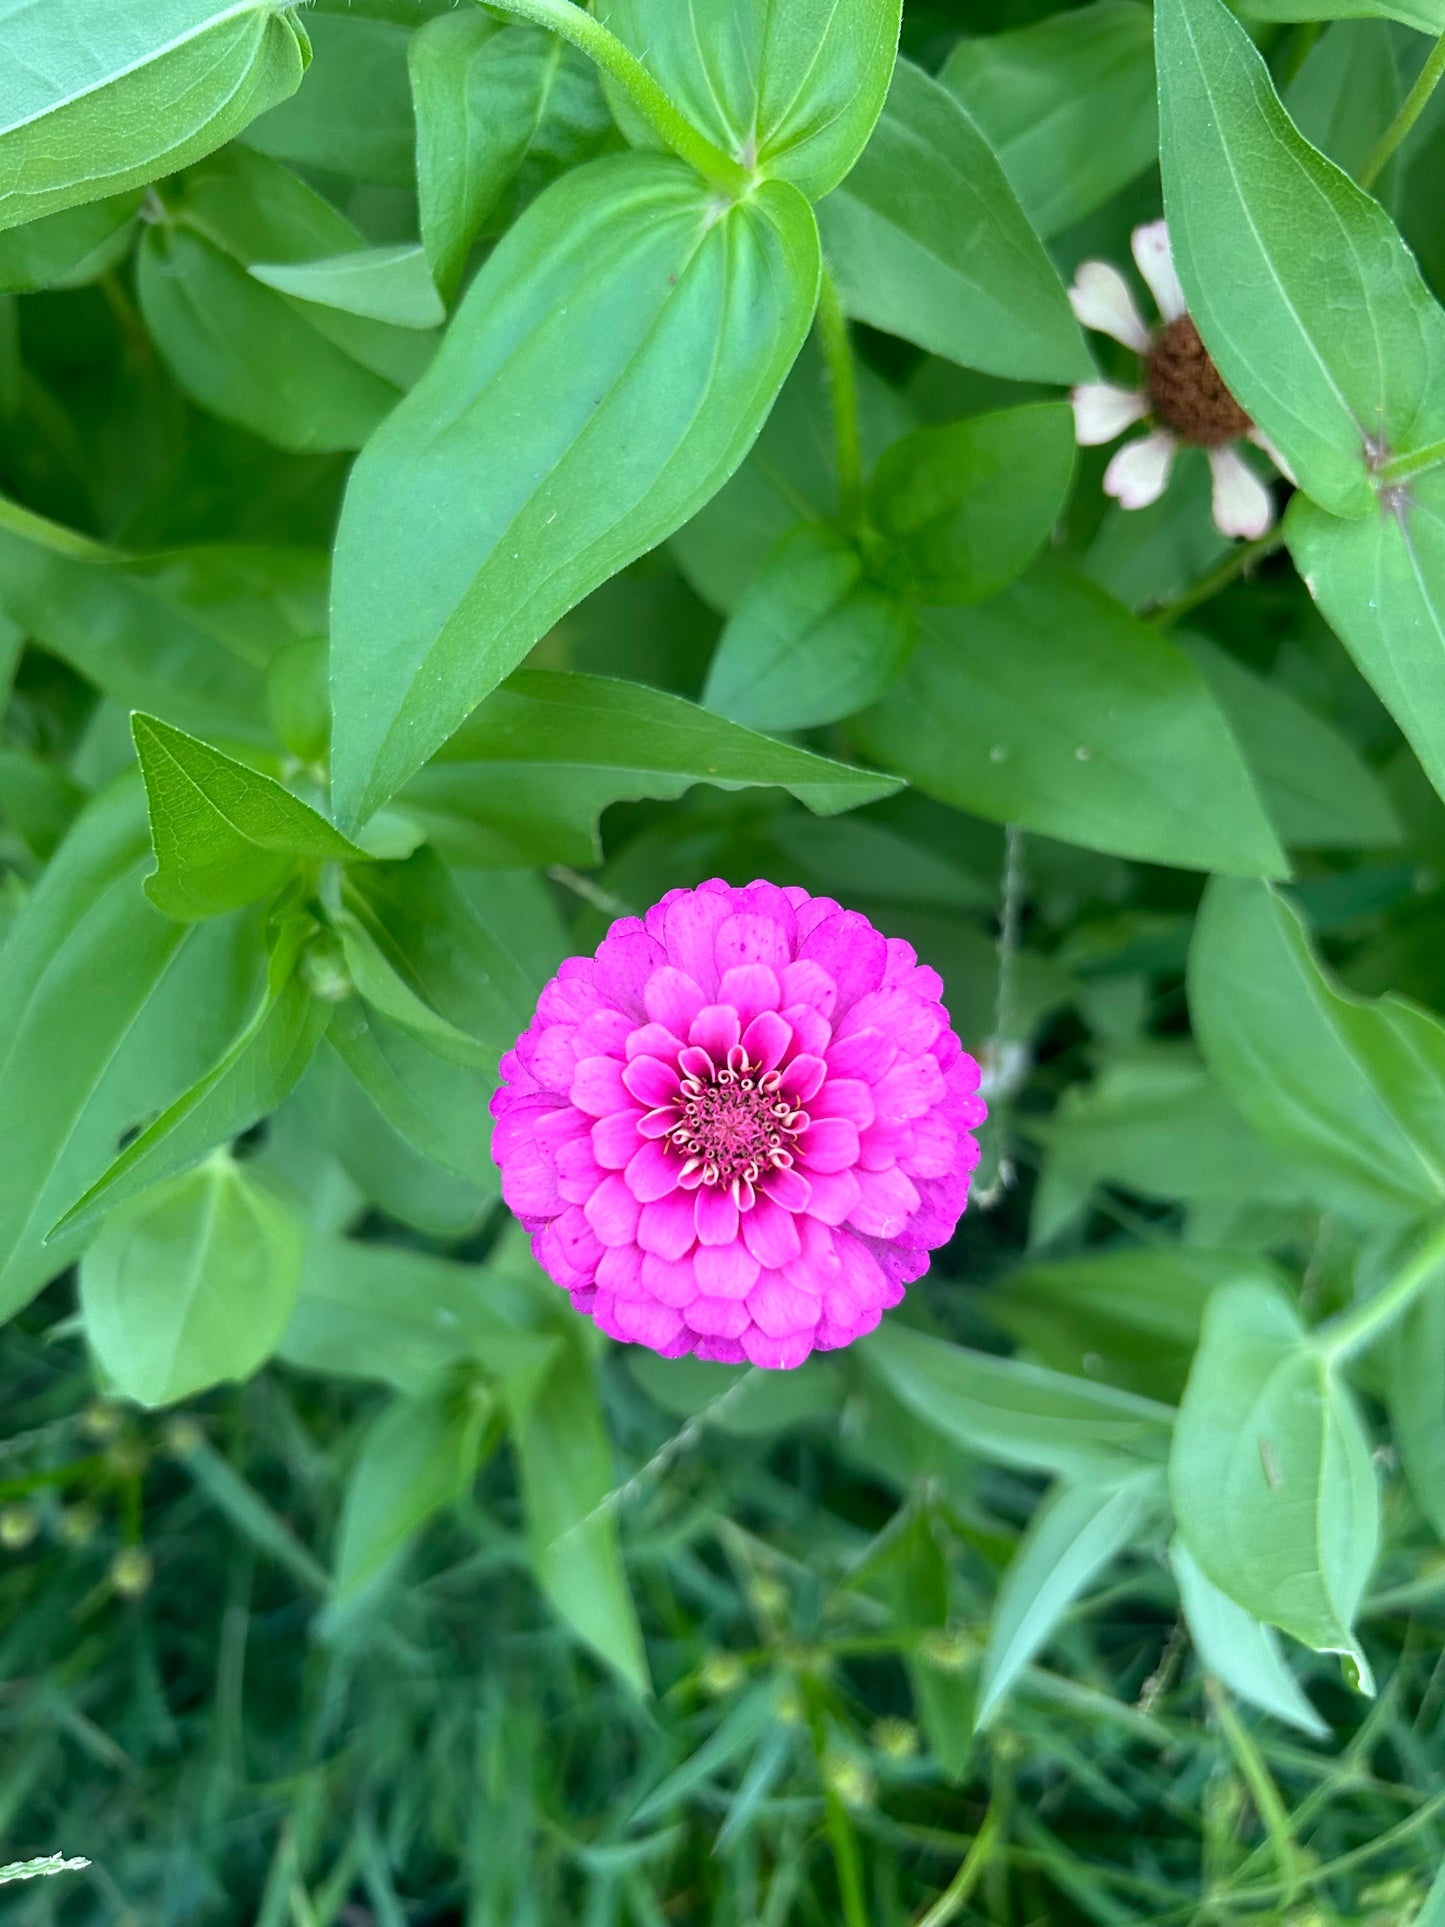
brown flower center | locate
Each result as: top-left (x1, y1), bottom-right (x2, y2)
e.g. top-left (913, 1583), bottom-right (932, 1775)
top-left (669, 1059), bottom-right (804, 1189)
top-left (1146, 316), bottom-right (1252, 447)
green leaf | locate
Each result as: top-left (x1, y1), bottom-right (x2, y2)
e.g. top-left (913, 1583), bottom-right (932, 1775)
top-left (133, 713), bottom-right (363, 921)
top-left (333, 1379), bottom-right (496, 1603)
top-left (978, 1477), bottom-right (1159, 1726)
top-left (138, 149), bottom-right (433, 455)
top-left (0, 498), bottom-right (327, 743)
top-left (250, 244), bottom-right (444, 330)
top-left (327, 1004), bottom-right (502, 1193)
top-left (1156, 0), bottom-right (1445, 516)
top-left (0, 748), bottom-right (86, 861)
top-left (0, 782), bottom-right (261, 1321)
top-left (1389, 1274), bottom-right (1445, 1543)
top-left (80, 1153), bottom-right (305, 1408)
top-left (860, 1320), bottom-right (1175, 1485)
top-left (1190, 878), bottom-right (1445, 1222)
top-left (940, 2), bottom-right (1157, 240)
top-left (330, 153), bottom-right (820, 830)
top-left (51, 909), bottom-right (329, 1238)
top-left (850, 568), bottom-right (1286, 877)
top-left (1171, 1279), bottom-right (1379, 1673)
top-left (0, 0), bottom-right (309, 233)
top-left (1288, 475), bottom-right (1445, 810)
top-left (411, 14), bottom-right (612, 302)
top-left (242, 5), bottom-right (415, 187)
top-left (629, 1683), bottom-right (780, 1825)
top-left (597, 0), bottom-right (900, 199)
top-left (867, 403), bottom-right (1075, 604)
top-left (508, 1332), bottom-right (651, 1695)
top-left (1237, 0), bottom-right (1442, 34)
top-left (702, 525), bottom-right (915, 732)
top-left (0, 193), bottom-right (142, 294)
top-left (400, 668), bottom-right (902, 867)
top-left (1181, 634), bottom-right (1401, 851)
top-left (1171, 1539), bottom-right (1329, 1737)
top-left (1283, 21), bottom-right (1404, 181)
top-left (816, 58), bottom-right (1090, 384)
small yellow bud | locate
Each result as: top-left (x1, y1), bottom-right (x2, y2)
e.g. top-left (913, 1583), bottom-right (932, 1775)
top-left (110, 1547), bottom-right (154, 1598)
top-left (104, 1436), bottom-right (149, 1479)
top-left (58, 1503), bottom-right (100, 1546)
top-left (823, 1751), bottom-right (874, 1810)
top-left (0, 1504), bottom-right (38, 1550)
top-left (163, 1417), bottom-right (203, 1458)
top-left (919, 1626), bottom-right (977, 1673)
top-left (699, 1651), bottom-right (746, 1697)
top-left (81, 1401), bottom-right (124, 1442)
top-left (872, 1717), bottom-right (919, 1761)
top-left (747, 1573), bottom-right (788, 1622)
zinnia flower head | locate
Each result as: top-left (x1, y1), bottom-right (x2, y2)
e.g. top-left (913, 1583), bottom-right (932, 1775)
top-left (491, 881), bottom-right (986, 1369)
top-left (1069, 219), bottom-right (1286, 540)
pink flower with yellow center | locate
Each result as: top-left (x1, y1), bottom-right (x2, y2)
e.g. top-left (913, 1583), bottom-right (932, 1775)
top-left (491, 881), bottom-right (987, 1369)
top-left (1070, 219), bottom-right (1286, 540)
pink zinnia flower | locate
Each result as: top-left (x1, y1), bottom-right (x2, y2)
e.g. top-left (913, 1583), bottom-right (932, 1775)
top-left (491, 881), bottom-right (986, 1370)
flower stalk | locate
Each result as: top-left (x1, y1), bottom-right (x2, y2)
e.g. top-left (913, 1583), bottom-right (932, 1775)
top-left (1315, 1216), bottom-right (1445, 1367)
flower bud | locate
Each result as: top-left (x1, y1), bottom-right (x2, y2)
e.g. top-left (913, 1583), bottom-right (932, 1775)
top-left (110, 1547), bottom-right (154, 1598)
top-left (0, 1504), bottom-right (38, 1550)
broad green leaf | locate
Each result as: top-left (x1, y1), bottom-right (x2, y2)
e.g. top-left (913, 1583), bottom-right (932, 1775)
top-left (702, 525), bottom-right (915, 732)
top-left (266, 636), bottom-right (331, 764)
top-left (508, 1333), bottom-right (651, 1694)
top-left (0, 498), bottom-right (326, 742)
top-left (333, 1379), bottom-right (496, 1602)
top-left (1237, 0), bottom-right (1442, 32)
top-left (868, 403), bottom-right (1075, 604)
top-left (80, 1154), bottom-right (305, 1407)
top-left (1181, 635), bottom-right (1401, 851)
top-left (52, 910), bottom-right (329, 1237)
top-left (400, 669), bottom-right (902, 867)
top-left (242, 3), bottom-right (415, 187)
top-left (0, 0), bottom-right (309, 233)
top-left (133, 713), bottom-right (363, 921)
top-left (138, 148), bottom-right (433, 454)
top-left (1288, 475), bottom-right (1445, 809)
top-left (978, 1477), bottom-right (1159, 1726)
top-left (330, 153), bottom-right (820, 830)
top-left (940, 3), bottom-right (1157, 239)
top-left (1084, 448), bottom-right (1228, 614)
top-left (250, 245), bottom-right (444, 330)
top-left (1171, 1280), bottom-right (1379, 1673)
top-left (860, 1320), bottom-right (1175, 1485)
top-left (1172, 1539), bottom-right (1329, 1737)
top-left (411, 14), bottom-right (612, 302)
top-left (1390, 1275), bottom-right (1445, 1543)
top-left (816, 59), bottom-right (1090, 384)
top-left (0, 194), bottom-right (142, 294)
top-left (1190, 878), bottom-right (1445, 1221)
top-left (1156, 0), bottom-right (1445, 516)
top-left (851, 569), bottom-right (1286, 877)
top-left (0, 749), bottom-right (86, 861)
top-left (0, 782), bottom-right (260, 1321)
top-left (328, 1004), bottom-right (502, 1192)
top-left (597, 0), bottom-right (900, 199)
top-left (1283, 21), bottom-right (1403, 181)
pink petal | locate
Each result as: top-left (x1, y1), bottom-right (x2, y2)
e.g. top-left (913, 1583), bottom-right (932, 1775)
top-left (798, 1167), bottom-right (861, 1225)
top-left (758, 1165), bottom-right (812, 1214)
top-left (584, 1173), bottom-right (641, 1248)
top-left (741, 1326), bottom-right (814, 1370)
top-left (747, 1273), bottom-right (823, 1339)
top-left (1069, 259), bottom-right (1151, 352)
top-left (592, 1111), bottom-right (642, 1169)
top-left (715, 964), bottom-right (782, 1028)
top-left (592, 927), bottom-right (665, 1019)
top-left (641, 1251), bottom-right (697, 1307)
top-left (571, 1056), bottom-right (633, 1118)
top-left (875, 1057), bottom-right (946, 1122)
top-left (695, 1185), bottom-right (740, 1246)
top-left (1104, 431), bottom-right (1176, 511)
top-left (779, 1054), bottom-right (826, 1103)
top-left (827, 1027), bottom-right (895, 1083)
top-left (550, 1205), bottom-right (603, 1274)
top-left (742, 1010), bottom-right (791, 1073)
top-left (625, 1021), bottom-right (683, 1061)
top-left (520, 1024), bottom-right (579, 1092)
top-left (690, 1004), bottom-right (741, 1058)
top-left (637, 1105), bottom-right (681, 1140)
top-left (797, 1117), bottom-right (860, 1174)
top-left (715, 912), bottom-right (791, 976)
top-left (610, 1295), bottom-right (686, 1349)
top-left (693, 1335), bottom-right (748, 1364)
top-left (638, 1191), bottom-right (696, 1260)
top-left (1208, 443), bottom-right (1275, 540)
top-left (796, 911), bottom-right (888, 1015)
top-left (625, 1139), bottom-right (680, 1203)
top-left (810, 1078), bottom-right (875, 1129)
top-left (596, 1243), bottom-right (643, 1294)
top-left (782, 1003), bottom-right (832, 1059)
top-left (1131, 218), bottom-right (1185, 323)
top-left (573, 1008), bottom-right (631, 1058)
top-left (622, 1055), bottom-right (681, 1107)
top-left (1071, 381), bottom-right (1148, 447)
top-left (685, 1294), bottom-right (751, 1337)
top-left (644, 965), bottom-right (706, 1036)
top-left (781, 958), bottom-right (837, 1017)
top-left (847, 1165), bottom-right (921, 1239)
top-left (663, 887), bottom-right (733, 993)
top-left (695, 1242), bottom-right (759, 1299)
top-left (743, 1195), bottom-right (802, 1266)
top-left (556, 1137), bottom-right (605, 1205)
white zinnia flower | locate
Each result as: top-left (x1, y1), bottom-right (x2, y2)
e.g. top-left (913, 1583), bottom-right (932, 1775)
top-left (1069, 220), bottom-right (1285, 541)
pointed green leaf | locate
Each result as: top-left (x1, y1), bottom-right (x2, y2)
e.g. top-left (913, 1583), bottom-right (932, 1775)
top-left (1172, 1539), bottom-right (1329, 1737)
top-left (330, 153), bottom-right (819, 830)
top-left (133, 713), bottom-right (363, 921)
top-left (817, 58), bottom-right (1090, 384)
top-left (0, 192), bottom-right (142, 294)
top-left (250, 243), bottom-right (444, 329)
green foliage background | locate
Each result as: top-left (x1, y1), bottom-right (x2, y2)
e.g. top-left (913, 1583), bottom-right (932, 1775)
top-left (4, 0), bottom-right (1445, 1919)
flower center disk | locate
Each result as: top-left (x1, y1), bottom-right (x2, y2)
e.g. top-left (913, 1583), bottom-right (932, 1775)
top-left (1146, 315), bottom-right (1252, 447)
top-left (667, 1047), bottom-right (803, 1206)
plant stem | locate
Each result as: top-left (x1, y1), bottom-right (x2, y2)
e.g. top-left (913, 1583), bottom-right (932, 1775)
top-left (1360, 30), bottom-right (1445, 191)
top-left (1315, 1216), bottom-right (1445, 1366)
top-left (816, 264), bottom-right (863, 534)
top-left (1376, 435), bottom-right (1445, 487)
top-left (476, 0), bottom-right (751, 196)
top-left (913, 1801), bottom-right (1003, 1927)
top-left (1151, 529), bottom-right (1283, 629)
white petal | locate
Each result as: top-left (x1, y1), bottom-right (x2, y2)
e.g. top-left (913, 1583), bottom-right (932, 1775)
top-left (1247, 426), bottom-right (1297, 487)
top-left (1104, 431), bottom-right (1177, 511)
top-left (1068, 261), bottom-right (1152, 353)
top-left (1131, 219), bottom-right (1186, 324)
top-left (1071, 381), bottom-right (1149, 447)
top-left (1208, 444), bottom-right (1276, 540)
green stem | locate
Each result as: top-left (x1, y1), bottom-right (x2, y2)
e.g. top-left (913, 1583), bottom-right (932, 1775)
top-left (1360, 30), bottom-right (1445, 191)
top-left (1376, 435), bottom-right (1445, 487)
top-left (816, 264), bottom-right (863, 535)
top-left (476, 0), bottom-right (751, 196)
top-left (1151, 529), bottom-right (1283, 629)
top-left (1315, 1216), bottom-right (1445, 1367)
top-left (913, 1802), bottom-right (1003, 1927)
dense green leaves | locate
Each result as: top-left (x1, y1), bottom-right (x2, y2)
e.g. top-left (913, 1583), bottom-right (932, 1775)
top-left (330, 154), bottom-right (819, 829)
top-left (1171, 1281), bottom-right (1378, 1674)
top-left (0, 0), bottom-right (309, 232)
top-left (818, 59), bottom-right (1090, 384)
top-left (401, 669), bottom-right (902, 866)
top-left (80, 1152), bottom-right (305, 1407)
top-left (597, 0), bottom-right (901, 199)
top-left (1157, 0), bottom-right (1445, 516)
top-left (851, 569), bottom-right (1286, 876)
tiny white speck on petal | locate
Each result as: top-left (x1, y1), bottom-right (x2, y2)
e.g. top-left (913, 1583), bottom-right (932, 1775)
top-left (1131, 220), bottom-right (1186, 324)
top-left (1104, 430), bottom-right (1177, 510)
top-left (1068, 261), bottom-right (1152, 353)
top-left (1071, 381), bottom-right (1149, 447)
top-left (1208, 443), bottom-right (1275, 540)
